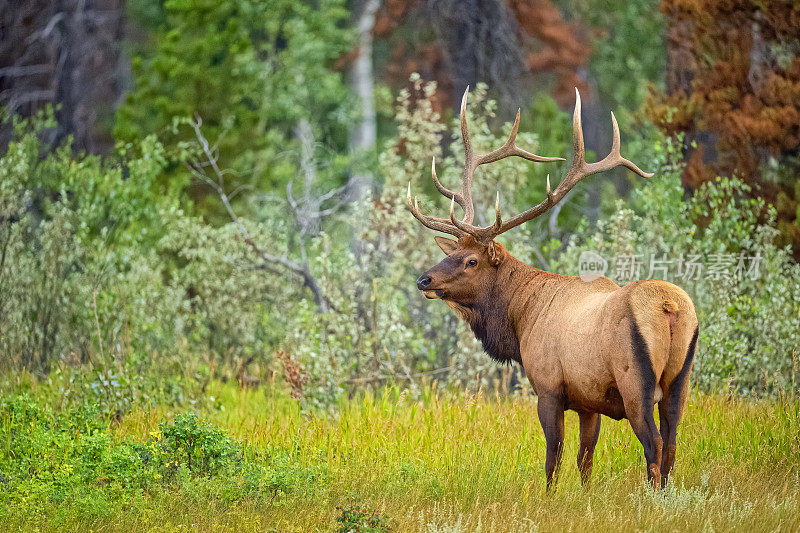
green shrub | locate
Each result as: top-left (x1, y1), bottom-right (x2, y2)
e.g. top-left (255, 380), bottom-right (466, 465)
top-left (150, 412), bottom-right (239, 478)
top-left (0, 394), bottom-right (295, 521)
top-left (0, 113), bottom-right (289, 408)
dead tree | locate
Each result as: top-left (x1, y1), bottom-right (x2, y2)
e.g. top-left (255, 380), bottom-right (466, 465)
top-left (188, 116), bottom-right (343, 313)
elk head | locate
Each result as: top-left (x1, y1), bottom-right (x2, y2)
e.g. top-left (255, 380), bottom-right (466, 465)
top-left (416, 234), bottom-right (508, 301)
top-left (408, 86), bottom-right (653, 305)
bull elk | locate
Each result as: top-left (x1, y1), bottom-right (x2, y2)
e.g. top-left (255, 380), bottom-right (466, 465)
top-left (407, 87), bottom-right (698, 490)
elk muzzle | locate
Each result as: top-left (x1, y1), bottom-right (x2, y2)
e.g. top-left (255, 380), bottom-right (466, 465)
top-left (416, 272), bottom-right (442, 299)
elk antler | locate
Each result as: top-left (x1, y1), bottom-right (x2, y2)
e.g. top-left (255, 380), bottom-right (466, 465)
top-left (407, 86), bottom-right (564, 239)
top-left (406, 87), bottom-right (653, 245)
top-left (497, 89), bottom-right (654, 235)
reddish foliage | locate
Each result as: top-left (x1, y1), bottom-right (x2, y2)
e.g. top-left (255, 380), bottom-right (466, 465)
top-left (277, 349), bottom-right (306, 401)
top-left (373, 0), bottom-right (415, 37)
top-left (507, 0), bottom-right (590, 107)
top-left (647, 0), bottom-right (800, 252)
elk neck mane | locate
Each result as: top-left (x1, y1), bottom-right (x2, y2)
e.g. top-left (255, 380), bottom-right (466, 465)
top-left (445, 258), bottom-right (542, 365)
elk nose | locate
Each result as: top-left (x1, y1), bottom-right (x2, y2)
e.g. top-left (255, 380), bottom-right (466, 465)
top-left (417, 275), bottom-right (432, 290)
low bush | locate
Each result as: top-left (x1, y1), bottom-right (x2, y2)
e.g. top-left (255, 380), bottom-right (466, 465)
top-left (0, 394), bottom-right (294, 523)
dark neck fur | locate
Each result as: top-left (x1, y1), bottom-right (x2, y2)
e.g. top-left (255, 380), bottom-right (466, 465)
top-left (461, 268), bottom-right (523, 365)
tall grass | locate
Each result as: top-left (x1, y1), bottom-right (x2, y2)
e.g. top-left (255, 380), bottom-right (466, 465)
top-left (2, 381), bottom-right (799, 531)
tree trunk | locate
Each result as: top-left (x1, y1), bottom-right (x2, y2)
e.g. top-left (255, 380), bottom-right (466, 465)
top-left (0, 0), bottom-right (126, 153)
top-left (347, 0), bottom-right (380, 202)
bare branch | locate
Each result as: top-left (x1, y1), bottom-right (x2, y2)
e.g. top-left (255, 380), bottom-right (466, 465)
top-left (228, 184), bottom-right (252, 201)
top-left (188, 117), bottom-right (335, 313)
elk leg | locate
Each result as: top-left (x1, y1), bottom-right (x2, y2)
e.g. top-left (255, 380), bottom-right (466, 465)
top-left (658, 373), bottom-right (691, 487)
top-left (659, 327), bottom-right (697, 488)
top-left (577, 411), bottom-right (601, 486)
top-left (625, 398), bottom-right (663, 488)
top-left (537, 394), bottom-right (565, 492)
top-left (622, 317), bottom-right (663, 487)
top-left (657, 399), bottom-right (675, 489)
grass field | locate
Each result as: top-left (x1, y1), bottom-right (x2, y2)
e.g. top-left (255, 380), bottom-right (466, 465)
top-left (1, 381), bottom-right (799, 532)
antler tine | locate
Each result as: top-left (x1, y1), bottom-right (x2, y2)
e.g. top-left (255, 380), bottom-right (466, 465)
top-left (446, 86), bottom-right (563, 243)
top-left (497, 88), bottom-right (654, 235)
top-left (460, 86), bottom-right (474, 168)
top-left (458, 86), bottom-right (477, 225)
top-left (406, 182), bottom-right (464, 237)
top-left (589, 111), bottom-right (654, 178)
top-left (475, 109), bottom-right (566, 166)
top-left (572, 87), bottom-right (585, 171)
top-left (408, 86), bottom-right (651, 244)
top-left (431, 157), bottom-right (464, 208)
top-left (493, 191), bottom-right (502, 232)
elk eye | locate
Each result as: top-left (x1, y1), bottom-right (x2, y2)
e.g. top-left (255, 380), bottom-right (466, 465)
top-left (467, 258), bottom-right (478, 267)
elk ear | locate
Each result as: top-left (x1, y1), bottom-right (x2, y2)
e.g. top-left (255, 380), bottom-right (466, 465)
top-left (434, 236), bottom-right (459, 255)
top-left (488, 242), bottom-right (505, 266)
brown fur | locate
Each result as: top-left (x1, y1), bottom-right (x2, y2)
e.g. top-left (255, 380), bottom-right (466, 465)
top-left (418, 235), bottom-right (698, 489)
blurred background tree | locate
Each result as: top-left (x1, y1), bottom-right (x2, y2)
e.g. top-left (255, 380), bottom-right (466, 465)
top-left (115, 0), bottom-right (354, 216)
top-left (0, 0), bottom-right (127, 152)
